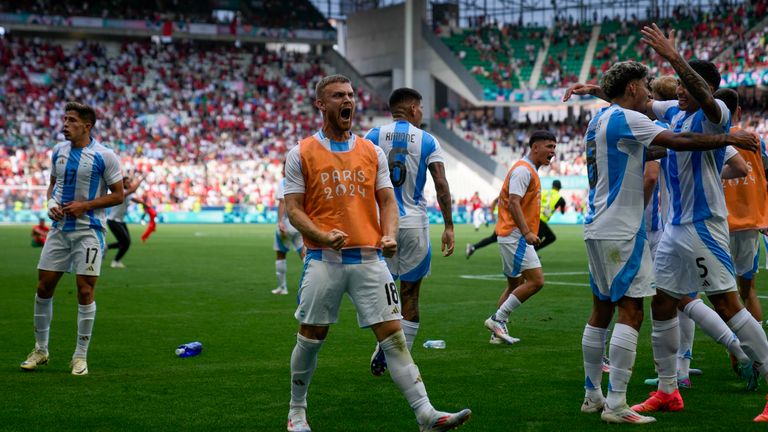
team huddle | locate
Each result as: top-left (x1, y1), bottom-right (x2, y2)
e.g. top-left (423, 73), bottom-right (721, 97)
top-left (563, 24), bottom-right (768, 424)
top-left (17, 22), bottom-right (768, 432)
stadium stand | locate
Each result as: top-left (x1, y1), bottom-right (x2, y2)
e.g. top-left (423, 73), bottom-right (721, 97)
top-left (0, 36), bottom-right (378, 214)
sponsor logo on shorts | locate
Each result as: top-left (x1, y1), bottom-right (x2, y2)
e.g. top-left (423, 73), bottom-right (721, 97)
top-left (391, 306), bottom-right (399, 315)
top-left (86, 266), bottom-right (94, 272)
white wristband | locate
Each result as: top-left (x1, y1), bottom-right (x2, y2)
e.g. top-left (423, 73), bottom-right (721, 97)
top-left (47, 198), bottom-right (59, 209)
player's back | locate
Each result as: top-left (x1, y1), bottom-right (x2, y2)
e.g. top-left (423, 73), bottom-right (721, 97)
top-left (584, 105), bottom-right (661, 240)
top-left (364, 120), bottom-right (443, 229)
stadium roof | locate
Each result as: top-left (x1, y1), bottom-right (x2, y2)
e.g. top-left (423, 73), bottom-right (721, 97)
top-left (311, 0), bottom-right (725, 26)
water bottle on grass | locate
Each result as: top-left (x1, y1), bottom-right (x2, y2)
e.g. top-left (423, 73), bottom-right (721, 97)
top-left (423, 340), bottom-right (446, 349)
top-left (176, 341), bottom-right (203, 358)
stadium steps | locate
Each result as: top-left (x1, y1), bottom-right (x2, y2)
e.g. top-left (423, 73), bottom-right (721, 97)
top-left (428, 121), bottom-right (502, 199)
top-left (579, 25), bottom-right (601, 83)
top-left (322, 48), bottom-right (387, 102)
top-left (528, 30), bottom-right (551, 88)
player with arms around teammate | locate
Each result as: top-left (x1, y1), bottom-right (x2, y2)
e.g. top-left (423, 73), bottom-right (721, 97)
top-left (365, 87), bottom-right (455, 375)
top-left (282, 75), bottom-right (470, 432)
top-left (563, 61), bottom-right (758, 424)
top-left (483, 131), bottom-right (556, 344)
top-left (21, 102), bottom-right (124, 376)
top-left (272, 166), bottom-right (305, 295)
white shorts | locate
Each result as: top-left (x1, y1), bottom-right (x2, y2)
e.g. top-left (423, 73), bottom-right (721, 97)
top-left (655, 219), bottom-right (736, 297)
top-left (585, 233), bottom-right (656, 302)
top-left (647, 229), bottom-right (663, 261)
top-left (385, 227), bottom-right (431, 282)
top-left (472, 208), bottom-right (485, 227)
top-left (730, 230), bottom-right (760, 279)
top-left (37, 228), bottom-right (106, 276)
top-left (274, 228), bottom-right (304, 253)
top-left (499, 232), bottom-right (541, 278)
top-left (295, 251), bottom-right (402, 328)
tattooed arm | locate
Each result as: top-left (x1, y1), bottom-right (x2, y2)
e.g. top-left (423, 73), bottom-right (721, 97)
top-left (641, 23), bottom-right (722, 124)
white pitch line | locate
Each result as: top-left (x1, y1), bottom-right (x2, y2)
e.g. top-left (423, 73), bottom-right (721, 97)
top-left (460, 273), bottom-right (590, 287)
top-left (460, 271), bottom-right (589, 281)
top-left (546, 281), bottom-right (591, 287)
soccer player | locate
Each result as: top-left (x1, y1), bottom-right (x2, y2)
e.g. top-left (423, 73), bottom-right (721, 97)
top-left (639, 80), bottom-right (754, 390)
top-left (282, 75), bottom-right (470, 432)
top-left (31, 217), bottom-right (50, 247)
top-left (718, 87), bottom-right (768, 323)
top-left (562, 60), bottom-right (757, 424)
top-left (107, 175), bottom-right (143, 268)
top-left (469, 191), bottom-right (485, 230)
top-left (272, 172), bottom-right (305, 295)
top-left (140, 197), bottom-right (157, 243)
top-left (538, 179), bottom-right (565, 249)
top-left (626, 25), bottom-right (768, 421)
top-left (20, 102), bottom-right (124, 376)
top-left (466, 180), bottom-right (563, 260)
top-left (483, 130), bottom-right (557, 344)
top-left (364, 87), bottom-right (455, 375)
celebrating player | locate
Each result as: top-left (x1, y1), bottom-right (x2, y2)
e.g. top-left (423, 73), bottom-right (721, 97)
top-left (364, 87), bottom-right (455, 375)
top-left (281, 75), bottom-right (470, 432)
top-left (20, 102), bottom-right (124, 376)
top-left (483, 130), bottom-right (557, 345)
top-left (563, 60), bottom-right (758, 424)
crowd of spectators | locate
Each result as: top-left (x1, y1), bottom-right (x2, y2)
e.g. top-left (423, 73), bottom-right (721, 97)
top-left (0, 36), bottom-right (377, 214)
top-left (436, 107), bottom-right (589, 177)
top-left (0, 0), bottom-right (333, 30)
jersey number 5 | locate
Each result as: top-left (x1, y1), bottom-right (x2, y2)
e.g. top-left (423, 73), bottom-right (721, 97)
top-left (388, 148), bottom-right (408, 188)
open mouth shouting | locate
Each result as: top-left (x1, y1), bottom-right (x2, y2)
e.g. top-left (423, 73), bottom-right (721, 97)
top-left (340, 106), bottom-right (352, 121)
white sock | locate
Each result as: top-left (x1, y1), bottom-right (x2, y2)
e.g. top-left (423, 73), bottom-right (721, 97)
top-left (73, 302), bottom-right (96, 359)
top-left (677, 310), bottom-right (694, 379)
top-left (400, 320), bottom-right (420, 351)
top-left (495, 294), bottom-right (521, 322)
top-left (651, 318), bottom-right (679, 394)
top-left (34, 295), bottom-right (53, 353)
top-left (276, 259), bottom-right (287, 289)
top-left (727, 308), bottom-right (768, 380)
top-left (380, 330), bottom-right (436, 425)
top-left (290, 333), bottom-right (324, 409)
top-left (606, 324), bottom-right (638, 410)
top-left (685, 298), bottom-right (750, 365)
top-left (582, 324), bottom-right (607, 398)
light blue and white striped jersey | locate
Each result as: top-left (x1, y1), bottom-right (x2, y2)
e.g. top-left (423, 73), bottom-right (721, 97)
top-left (644, 119), bottom-right (671, 233)
top-left (50, 139), bottom-right (123, 232)
top-left (364, 120), bottom-right (445, 228)
top-left (583, 105), bottom-right (666, 240)
top-left (652, 99), bottom-right (731, 225)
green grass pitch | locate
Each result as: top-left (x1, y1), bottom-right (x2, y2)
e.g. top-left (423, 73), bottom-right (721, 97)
top-left (2, 223), bottom-right (768, 431)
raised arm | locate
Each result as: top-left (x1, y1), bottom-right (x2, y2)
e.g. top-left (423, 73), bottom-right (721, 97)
top-left (428, 161), bottom-right (455, 257)
top-left (641, 24), bottom-right (721, 123)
